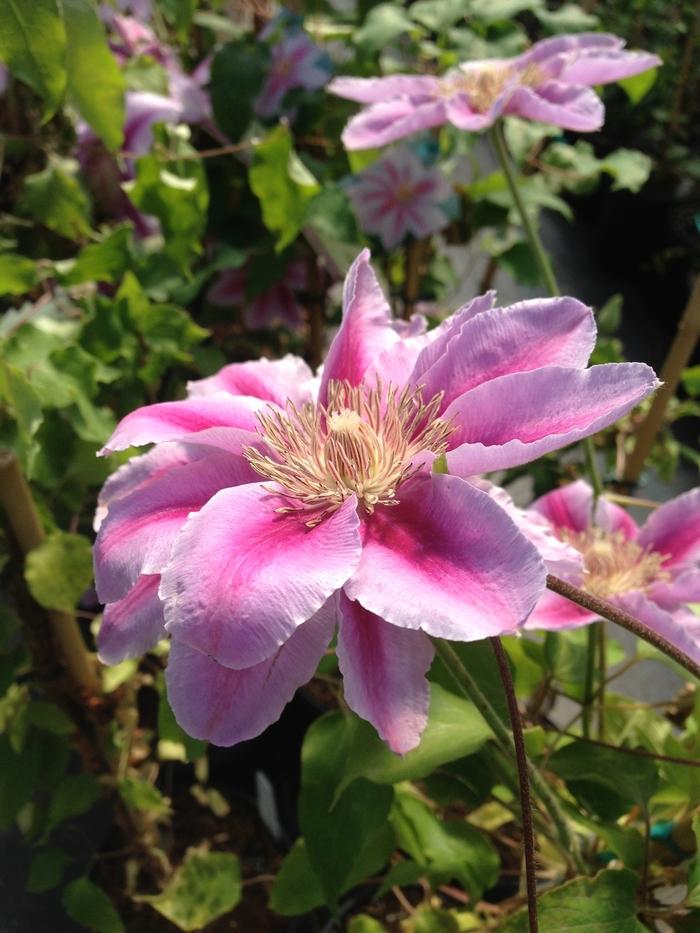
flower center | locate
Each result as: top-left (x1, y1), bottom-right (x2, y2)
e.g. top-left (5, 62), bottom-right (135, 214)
top-left (244, 379), bottom-right (453, 526)
top-left (441, 61), bottom-right (543, 112)
top-left (560, 527), bottom-right (670, 599)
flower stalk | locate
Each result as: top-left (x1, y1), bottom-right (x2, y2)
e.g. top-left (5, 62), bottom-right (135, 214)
top-left (490, 637), bottom-right (539, 932)
top-left (546, 574), bottom-right (700, 679)
top-left (433, 638), bottom-right (586, 873)
top-left (0, 451), bottom-right (100, 695)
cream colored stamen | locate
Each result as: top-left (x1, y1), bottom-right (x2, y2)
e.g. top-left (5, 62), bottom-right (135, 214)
top-left (244, 379), bottom-right (454, 526)
top-left (560, 527), bottom-right (670, 599)
top-left (441, 61), bottom-right (544, 113)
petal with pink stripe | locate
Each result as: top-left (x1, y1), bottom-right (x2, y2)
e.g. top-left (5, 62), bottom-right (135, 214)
top-left (637, 488), bottom-right (700, 568)
top-left (98, 575), bottom-right (164, 665)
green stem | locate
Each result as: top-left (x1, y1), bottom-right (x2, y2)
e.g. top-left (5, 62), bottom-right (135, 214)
top-left (597, 622), bottom-right (607, 740)
top-left (489, 122), bottom-right (559, 297)
top-left (434, 639), bottom-right (586, 873)
top-left (582, 624), bottom-right (597, 739)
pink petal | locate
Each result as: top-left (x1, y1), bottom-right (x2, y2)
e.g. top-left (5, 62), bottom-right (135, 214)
top-left (319, 249), bottom-right (398, 403)
top-left (94, 451), bottom-right (257, 602)
top-left (445, 94), bottom-right (505, 131)
top-left (94, 442), bottom-right (199, 532)
top-left (160, 487), bottom-right (361, 669)
top-left (409, 292), bottom-right (497, 386)
top-left (206, 268), bottom-right (245, 306)
top-left (344, 474), bottom-right (545, 642)
top-left (188, 354), bottom-right (315, 408)
top-left (166, 603), bottom-right (335, 746)
top-left (336, 593), bottom-right (433, 755)
top-left (614, 592), bottom-right (700, 666)
top-left (637, 488), bottom-right (700, 568)
top-left (328, 74), bottom-right (440, 104)
top-left (530, 479), bottom-right (638, 539)
top-left (99, 393), bottom-right (269, 455)
top-left (522, 33), bottom-right (623, 65)
top-left (508, 83), bottom-right (604, 132)
top-left (560, 49), bottom-right (661, 86)
top-left (98, 575), bottom-right (164, 665)
top-left (648, 568), bottom-right (700, 611)
top-left (524, 587), bottom-right (597, 632)
top-left (418, 297), bottom-right (596, 410)
top-left (446, 363), bottom-right (658, 474)
top-left (341, 99), bottom-right (448, 150)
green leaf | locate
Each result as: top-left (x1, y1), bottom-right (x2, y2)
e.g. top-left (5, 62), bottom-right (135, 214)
top-left (210, 40), bottom-right (267, 142)
top-left (599, 150), bottom-right (652, 193)
top-left (682, 365), bottom-right (700, 398)
top-left (60, 225), bottom-right (134, 285)
top-left (0, 0), bottom-right (66, 117)
top-left (597, 293), bottom-right (623, 335)
top-left (0, 254), bottom-right (38, 295)
top-left (338, 683), bottom-right (492, 793)
top-left (63, 877), bottom-right (124, 933)
top-left (619, 67), bottom-right (658, 105)
top-left (535, 2), bottom-right (598, 32)
top-left (499, 868), bottom-right (641, 932)
top-left (688, 812), bottom-right (700, 907)
top-left (144, 848), bottom-right (241, 931)
top-left (355, 4), bottom-right (419, 52)
top-left (62, 0), bottom-right (125, 150)
top-left (128, 130), bottom-right (209, 270)
top-left (118, 777), bottom-right (170, 816)
top-left (25, 531), bottom-right (93, 613)
top-left (102, 658), bottom-right (138, 693)
top-left (548, 740), bottom-right (658, 819)
top-left (249, 125), bottom-right (320, 251)
top-left (26, 701), bottom-right (75, 735)
top-left (299, 711), bottom-right (394, 908)
top-left (410, 0), bottom-right (472, 33)
top-left (47, 773), bottom-right (101, 832)
top-left (348, 916), bottom-right (387, 933)
top-left (18, 156), bottom-right (92, 240)
top-left (0, 360), bottom-right (43, 465)
top-left (27, 845), bottom-right (70, 893)
top-left (406, 906), bottom-right (461, 933)
top-left (391, 790), bottom-right (500, 902)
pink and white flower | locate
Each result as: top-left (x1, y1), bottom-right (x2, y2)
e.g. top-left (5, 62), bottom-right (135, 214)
top-left (206, 260), bottom-right (307, 331)
top-left (255, 30), bottom-right (331, 119)
top-left (329, 33), bottom-right (661, 149)
top-left (525, 480), bottom-right (700, 665)
top-left (347, 147), bottom-right (452, 250)
top-left (93, 251), bottom-right (657, 754)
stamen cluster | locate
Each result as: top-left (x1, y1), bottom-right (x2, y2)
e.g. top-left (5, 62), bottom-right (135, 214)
top-left (244, 380), bottom-right (453, 525)
top-left (442, 62), bottom-right (543, 112)
top-left (560, 528), bottom-right (670, 599)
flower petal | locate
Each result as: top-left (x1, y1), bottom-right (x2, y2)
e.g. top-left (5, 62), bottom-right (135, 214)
top-left (166, 603), bottom-right (335, 746)
top-left (530, 479), bottom-right (638, 539)
top-left (187, 354), bottom-right (315, 407)
top-left (337, 593), bottom-right (433, 755)
top-left (161, 488), bottom-right (361, 669)
top-left (524, 587), bottom-right (597, 632)
top-left (418, 297), bottom-right (596, 409)
top-left (637, 488), bottom-right (700, 567)
top-left (508, 82), bottom-right (604, 132)
top-left (94, 452), bottom-right (256, 602)
top-left (98, 575), bottom-right (164, 665)
top-left (319, 249), bottom-right (398, 403)
top-left (614, 592), bottom-right (700, 666)
top-left (344, 474), bottom-right (545, 641)
top-left (328, 74), bottom-right (440, 103)
top-left (99, 393), bottom-right (270, 455)
top-left (560, 49), bottom-right (661, 86)
top-left (648, 568), bottom-right (700, 611)
top-left (340, 99), bottom-right (447, 150)
top-left (446, 363), bottom-right (658, 474)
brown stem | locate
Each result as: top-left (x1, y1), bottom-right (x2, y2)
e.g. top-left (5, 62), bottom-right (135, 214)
top-left (479, 255), bottom-right (498, 294)
top-left (0, 451), bottom-right (100, 694)
top-left (490, 638), bottom-right (539, 933)
top-left (622, 278), bottom-right (700, 485)
top-left (546, 574), bottom-right (700, 680)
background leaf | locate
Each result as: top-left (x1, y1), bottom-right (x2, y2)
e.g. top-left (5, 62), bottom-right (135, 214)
top-left (0, 0), bottom-right (66, 116)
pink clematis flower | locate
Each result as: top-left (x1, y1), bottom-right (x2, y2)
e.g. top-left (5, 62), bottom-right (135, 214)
top-left (329, 33), bottom-right (661, 149)
top-left (206, 260), bottom-right (307, 331)
top-left (254, 29), bottom-right (331, 119)
top-left (525, 480), bottom-right (700, 665)
top-left (347, 146), bottom-right (452, 250)
top-left (93, 251), bottom-right (658, 754)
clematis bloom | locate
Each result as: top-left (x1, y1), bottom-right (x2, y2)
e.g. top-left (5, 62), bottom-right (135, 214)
top-left (347, 146), bottom-right (453, 250)
top-left (93, 251), bottom-right (658, 754)
top-left (329, 33), bottom-right (661, 149)
top-left (254, 29), bottom-right (331, 119)
top-left (525, 480), bottom-right (700, 665)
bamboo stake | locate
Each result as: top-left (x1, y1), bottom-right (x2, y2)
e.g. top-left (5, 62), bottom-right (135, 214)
top-left (622, 278), bottom-right (700, 485)
top-left (0, 451), bottom-right (100, 694)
